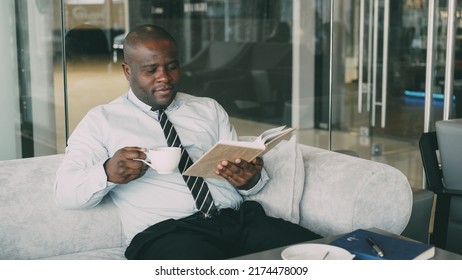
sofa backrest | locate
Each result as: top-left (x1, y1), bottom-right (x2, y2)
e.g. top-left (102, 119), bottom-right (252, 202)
top-left (0, 154), bottom-right (124, 259)
top-left (436, 118), bottom-right (462, 191)
top-left (297, 144), bottom-right (412, 237)
top-left (0, 143), bottom-right (413, 259)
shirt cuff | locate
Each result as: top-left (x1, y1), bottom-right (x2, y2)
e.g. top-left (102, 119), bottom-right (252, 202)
top-left (237, 167), bottom-right (269, 196)
top-left (90, 159), bottom-right (118, 192)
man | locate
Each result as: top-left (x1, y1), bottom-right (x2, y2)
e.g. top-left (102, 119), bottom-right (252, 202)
top-left (54, 24), bottom-right (320, 259)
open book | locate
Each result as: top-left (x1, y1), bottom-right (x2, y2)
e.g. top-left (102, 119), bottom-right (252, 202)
top-left (183, 125), bottom-right (295, 179)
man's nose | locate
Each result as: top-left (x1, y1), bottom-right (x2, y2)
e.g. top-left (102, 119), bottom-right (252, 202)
top-left (155, 69), bottom-right (170, 82)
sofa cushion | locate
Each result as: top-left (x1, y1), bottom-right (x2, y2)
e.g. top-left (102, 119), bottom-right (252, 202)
top-left (245, 135), bottom-right (303, 223)
top-left (39, 247), bottom-right (127, 260)
top-left (298, 145), bottom-right (412, 237)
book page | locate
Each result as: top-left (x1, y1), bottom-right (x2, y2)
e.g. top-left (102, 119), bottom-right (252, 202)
top-left (183, 143), bottom-right (264, 179)
top-left (183, 126), bottom-right (294, 179)
top-left (219, 139), bottom-right (265, 149)
top-left (256, 125), bottom-right (287, 144)
top-left (261, 127), bottom-right (295, 155)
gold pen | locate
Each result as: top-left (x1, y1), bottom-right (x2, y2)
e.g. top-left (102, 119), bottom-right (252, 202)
top-left (366, 237), bottom-right (384, 258)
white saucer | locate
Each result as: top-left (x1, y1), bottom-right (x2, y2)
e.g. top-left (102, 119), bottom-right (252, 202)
top-left (281, 243), bottom-right (355, 260)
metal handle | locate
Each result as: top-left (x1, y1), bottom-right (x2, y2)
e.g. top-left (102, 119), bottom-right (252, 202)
top-left (358, 0), bottom-right (373, 114)
top-left (424, 0), bottom-right (438, 133)
top-left (371, 0), bottom-right (379, 127)
top-left (444, 0), bottom-right (457, 120)
top-left (370, 0), bottom-right (389, 128)
top-left (358, 0), bottom-right (365, 113)
top-left (380, 0), bottom-right (389, 128)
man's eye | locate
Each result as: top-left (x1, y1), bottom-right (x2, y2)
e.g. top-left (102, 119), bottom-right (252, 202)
top-left (167, 64), bottom-right (179, 71)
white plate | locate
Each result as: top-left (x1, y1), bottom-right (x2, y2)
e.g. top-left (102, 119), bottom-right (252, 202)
top-left (281, 244), bottom-right (355, 260)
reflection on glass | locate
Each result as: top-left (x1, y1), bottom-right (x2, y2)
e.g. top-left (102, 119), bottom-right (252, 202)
top-left (63, 0), bottom-right (294, 140)
top-left (63, 0), bottom-right (127, 144)
top-left (2, 0), bottom-right (458, 195)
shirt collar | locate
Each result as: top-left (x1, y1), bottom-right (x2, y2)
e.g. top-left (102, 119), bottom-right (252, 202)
top-left (127, 88), bottom-right (180, 113)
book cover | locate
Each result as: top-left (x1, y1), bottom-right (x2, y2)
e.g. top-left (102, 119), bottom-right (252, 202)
top-left (329, 229), bottom-right (435, 260)
top-left (183, 126), bottom-right (295, 179)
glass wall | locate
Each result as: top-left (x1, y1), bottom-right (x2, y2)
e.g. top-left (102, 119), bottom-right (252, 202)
top-left (0, 0), bottom-right (62, 159)
top-left (321, 0), bottom-right (460, 188)
top-left (61, 0), bottom-right (127, 151)
top-left (1, 0), bottom-right (461, 191)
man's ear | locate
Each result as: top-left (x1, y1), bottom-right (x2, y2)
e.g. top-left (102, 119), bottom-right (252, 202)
top-left (121, 62), bottom-right (130, 81)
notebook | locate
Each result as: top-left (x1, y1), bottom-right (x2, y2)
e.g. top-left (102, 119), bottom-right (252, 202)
top-left (330, 229), bottom-right (435, 260)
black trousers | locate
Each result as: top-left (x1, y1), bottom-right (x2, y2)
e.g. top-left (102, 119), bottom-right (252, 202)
top-left (125, 201), bottom-right (321, 260)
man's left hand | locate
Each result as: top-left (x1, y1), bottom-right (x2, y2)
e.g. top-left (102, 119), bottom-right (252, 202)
top-left (215, 157), bottom-right (263, 190)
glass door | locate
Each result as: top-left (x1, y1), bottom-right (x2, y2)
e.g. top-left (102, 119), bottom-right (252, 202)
top-left (360, 0), bottom-right (431, 188)
top-left (325, 0), bottom-right (460, 189)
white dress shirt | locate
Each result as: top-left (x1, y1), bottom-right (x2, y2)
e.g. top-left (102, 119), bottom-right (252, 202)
top-left (54, 89), bottom-right (268, 244)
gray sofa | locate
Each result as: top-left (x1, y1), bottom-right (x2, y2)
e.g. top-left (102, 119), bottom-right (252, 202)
top-left (1, 141), bottom-right (420, 260)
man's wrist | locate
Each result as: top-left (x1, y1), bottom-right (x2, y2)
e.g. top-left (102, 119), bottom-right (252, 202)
top-left (103, 158), bottom-right (111, 180)
top-left (239, 173), bottom-right (261, 190)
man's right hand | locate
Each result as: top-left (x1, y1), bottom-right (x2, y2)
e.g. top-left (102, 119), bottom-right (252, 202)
top-left (104, 147), bottom-right (148, 184)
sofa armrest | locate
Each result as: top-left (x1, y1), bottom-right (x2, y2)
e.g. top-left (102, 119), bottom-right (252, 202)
top-left (0, 154), bottom-right (124, 259)
top-left (298, 145), bottom-right (413, 237)
top-left (401, 188), bottom-right (434, 243)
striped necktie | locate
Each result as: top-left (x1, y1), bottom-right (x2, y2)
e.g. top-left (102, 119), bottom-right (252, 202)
top-left (158, 109), bottom-right (218, 217)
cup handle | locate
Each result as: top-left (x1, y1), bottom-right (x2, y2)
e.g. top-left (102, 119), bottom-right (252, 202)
top-left (142, 150), bottom-right (151, 161)
top-left (134, 158), bottom-right (155, 170)
top-left (134, 150), bottom-right (154, 169)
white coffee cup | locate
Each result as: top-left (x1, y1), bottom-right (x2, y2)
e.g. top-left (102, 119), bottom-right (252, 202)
top-left (138, 147), bottom-right (181, 174)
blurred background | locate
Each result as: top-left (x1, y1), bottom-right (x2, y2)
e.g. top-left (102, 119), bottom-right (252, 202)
top-left (2, 0), bottom-right (462, 191)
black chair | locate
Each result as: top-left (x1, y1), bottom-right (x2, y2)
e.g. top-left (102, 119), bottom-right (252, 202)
top-left (65, 24), bottom-right (111, 62)
top-left (419, 119), bottom-right (462, 254)
top-left (179, 41), bottom-right (253, 94)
